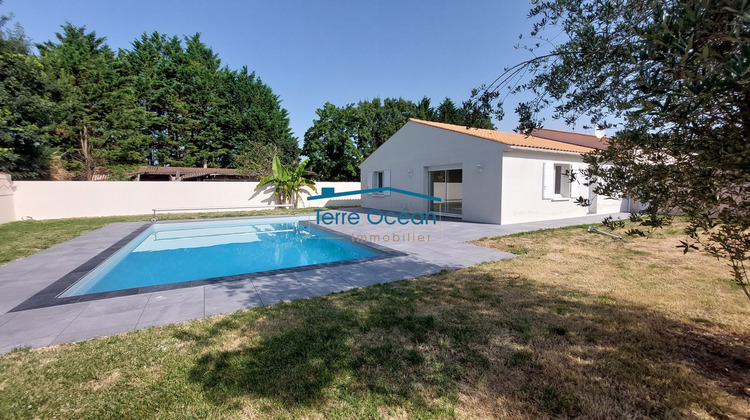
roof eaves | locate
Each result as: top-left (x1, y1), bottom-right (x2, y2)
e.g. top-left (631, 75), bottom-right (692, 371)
top-left (409, 119), bottom-right (593, 154)
top-left (505, 145), bottom-right (593, 155)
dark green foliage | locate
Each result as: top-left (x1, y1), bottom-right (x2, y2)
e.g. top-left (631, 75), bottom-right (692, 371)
top-left (302, 96), bottom-right (495, 181)
top-left (37, 23), bottom-right (121, 180)
top-left (625, 228), bottom-right (646, 238)
top-left (483, 0), bottom-right (750, 302)
top-left (116, 32), bottom-right (298, 170)
top-left (0, 12), bottom-right (52, 178)
top-left (601, 216), bottom-right (625, 231)
top-left (233, 140), bottom-right (278, 180)
top-left (302, 102), bottom-right (361, 181)
top-left (0, 8), bottom-right (297, 179)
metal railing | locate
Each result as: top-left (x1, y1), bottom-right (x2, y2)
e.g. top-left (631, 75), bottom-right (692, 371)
top-left (150, 204), bottom-right (294, 222)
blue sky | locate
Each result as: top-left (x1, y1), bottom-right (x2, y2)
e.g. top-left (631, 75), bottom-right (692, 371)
top-left (4, 0), bottom-right (581, 143)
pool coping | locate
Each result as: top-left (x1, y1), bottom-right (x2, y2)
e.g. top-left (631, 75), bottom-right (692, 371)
top-left (9, 219), bottom-right (405, 312)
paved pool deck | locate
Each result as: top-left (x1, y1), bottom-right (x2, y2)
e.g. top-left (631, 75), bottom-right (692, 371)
top-left (0, 210), bottom-right (628, 353)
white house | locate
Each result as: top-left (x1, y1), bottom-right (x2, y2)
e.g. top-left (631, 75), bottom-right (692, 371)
top-left (359, 119), bottom-right (627, 224)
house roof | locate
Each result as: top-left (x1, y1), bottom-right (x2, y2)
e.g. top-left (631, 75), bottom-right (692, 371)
top-left (127, 166), bottom-right (242, 178)
top-left (408, 119), bottom-right (604, 153)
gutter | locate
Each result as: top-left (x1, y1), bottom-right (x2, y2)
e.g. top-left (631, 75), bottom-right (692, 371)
top-left (505, 145), bottom-right (591, 156)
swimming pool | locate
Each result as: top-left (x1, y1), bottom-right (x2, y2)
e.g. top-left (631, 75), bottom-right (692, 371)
top-left (59, 218), bottom-right (381, 297)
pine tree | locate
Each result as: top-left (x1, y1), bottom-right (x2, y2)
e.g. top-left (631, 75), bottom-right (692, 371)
top-left (0, 14), bottom-right (53, 178)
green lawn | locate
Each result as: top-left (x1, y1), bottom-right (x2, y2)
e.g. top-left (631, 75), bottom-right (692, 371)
top-left (0, 219), bottom-right (749, 418)
top-left (0, 208), bottom-right (324, 265)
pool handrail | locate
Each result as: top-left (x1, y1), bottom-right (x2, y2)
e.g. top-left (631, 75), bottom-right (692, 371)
top-left (151, 204), bottom-right (294, 222)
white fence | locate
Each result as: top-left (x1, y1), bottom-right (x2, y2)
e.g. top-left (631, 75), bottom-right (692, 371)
top-left (0, 173), bottom-right (14, 224)
top-left (1, 179), bottom-right (361, 222)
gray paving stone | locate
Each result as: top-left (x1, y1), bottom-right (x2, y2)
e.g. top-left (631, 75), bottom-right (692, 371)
top-left (136, 302), bottom-right (205, 328)
top-left (0, 312), bottom-right (16, 328)
top-left (0, 264), bottom-right (37, 276)
top-left (204, 281), bottom-right (263, 316)
top-left (0, 302), bottom-right (19, 315)
top-left (0, 335), bottom-right (59, 353)
top-left (51, 325), bottom-right (136, 346)
top-left (252, 274), bottom-right (312, 305)
top-left (0, 292), bottom-right (44, 314)
top-left (205, 295), bottom-right (263, 317)
top-left (0, 310), bottom-right (81, 351)
top-left (0, 316), bottom-right (77, 351)
top-left (292, 268), bottom-right (355, 296)
top-left (15, 270), bottom-right (69, 284)
top-left (77, 294), bottom-right (149, 318)
top-left (145, 287), bottom-right (204, 307)
top-left (0, 303), bottom-right (87, 331)
top-left (327, 264), bottom-right (390, 288)
top-left (351, 261), bottom-right (411, 283)
top-left (370, 258), bottom-right (446, 281)
top-left (0, 280), bottom-right (43, 298)
top-left (60, 308), bottom-right (142, 334)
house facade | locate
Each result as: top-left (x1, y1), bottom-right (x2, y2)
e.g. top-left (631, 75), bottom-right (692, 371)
top-left (359, 119), bottom-right (626, 224)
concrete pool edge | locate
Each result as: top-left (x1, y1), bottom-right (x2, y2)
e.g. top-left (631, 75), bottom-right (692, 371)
top-left (10, 218), bottom-right (405, 312)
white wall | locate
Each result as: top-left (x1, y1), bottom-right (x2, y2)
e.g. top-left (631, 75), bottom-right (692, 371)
top-left (500, 149), bottom-right (625, 224)
top-left (0, 173), bottom-right (14, 223)
top-left (360, 122), bottom-right (506, 224)
top-left (9, 181), bottom-right (360, 221)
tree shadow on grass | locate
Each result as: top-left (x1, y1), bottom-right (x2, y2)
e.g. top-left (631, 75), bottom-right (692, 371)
top-left (180, 272), bottom-right (750, 417)
top-left (186, 299), bottom-right (358, 406)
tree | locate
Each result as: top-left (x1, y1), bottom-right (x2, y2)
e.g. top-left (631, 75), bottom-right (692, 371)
top-left (302, 102), bottom-right (361, 181)
top-left (303, 95), bottom-right (496, 181)
top-left (285, 158), bottom-right (317, 209)
top-left (38, 23), bottom-right (118, 180)
top-left (481, 0), bottom-right (750, 301)
top-left (0, 10), bottom-right (298, 179)
top-left (0, 29), bottom-right (51, 178)
top-left (119, 33), bottom-right (298, 168)
top-left (213, 66), bottom-right (298, 166)
top-left (257, 155), bottom-right (316, 208)
top-left (234, 140), bottom-right (278, 180)
top-left (0, 11), bottom-right (52, 178)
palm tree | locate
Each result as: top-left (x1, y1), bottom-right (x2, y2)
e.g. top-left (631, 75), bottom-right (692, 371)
top-left (257, 156), bottom-right (316, 209)
top-left (287, 159), bottom-right (317, 208)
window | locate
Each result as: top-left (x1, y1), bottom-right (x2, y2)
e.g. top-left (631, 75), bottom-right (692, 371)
top-left (375, 171), bottom-right (383, 188)
top-left (554, 164), bottom-right (571, 198)
top-left (368, 170), bottom-right (390, 196)
top-left (543, 162), bottom-right (574, 200)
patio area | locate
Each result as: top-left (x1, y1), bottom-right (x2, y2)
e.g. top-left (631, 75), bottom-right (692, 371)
top-left (0, 210), bottom-right (627, 353)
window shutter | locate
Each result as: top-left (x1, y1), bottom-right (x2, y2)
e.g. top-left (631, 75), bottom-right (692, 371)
top-left (542, 162), bottom-right (554, 199)
top-left (383, 170), bottom-right (391, 196)
top-left (570, 163), bottom-right (580, 198)
top-left (367, 172), bottom-right (373, 195)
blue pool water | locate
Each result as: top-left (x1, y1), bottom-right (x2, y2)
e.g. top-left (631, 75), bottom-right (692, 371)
top-left (60, 218), bottom-right (379, 297)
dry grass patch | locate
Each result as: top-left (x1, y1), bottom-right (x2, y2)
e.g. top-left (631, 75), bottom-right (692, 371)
top-left (473, 220), bottom-right (747, 332)
top-left (80, 369), bottom-right (121, 391)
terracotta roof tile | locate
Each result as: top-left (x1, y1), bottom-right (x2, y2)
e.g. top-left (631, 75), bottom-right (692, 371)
top-left (408, 119), bottom-right (600, 153)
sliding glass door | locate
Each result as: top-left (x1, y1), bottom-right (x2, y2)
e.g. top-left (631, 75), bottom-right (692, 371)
top-left (429, 169), bottom-right (462, 216)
